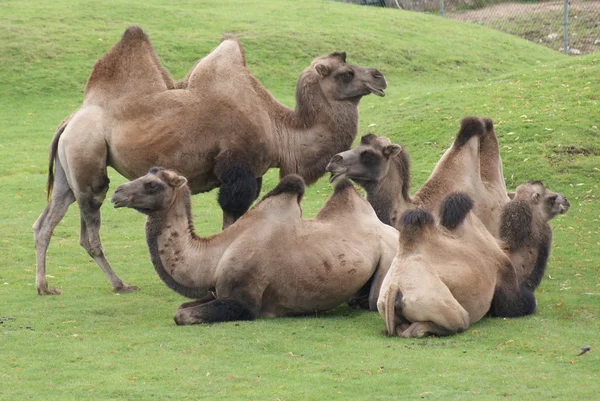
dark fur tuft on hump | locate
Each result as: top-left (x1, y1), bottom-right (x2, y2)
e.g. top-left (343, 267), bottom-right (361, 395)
top-left (333, 178), bottom-right (356, 194)
top-left (439, 192), bottom-right (474, 230)
top-left (262, 174), bottom-right (305, 202)
top-left (122, 25), bottom-right (148, 42)
top-left (400, 209), bottom-right (435, 231)
top-left (483, 117), bottom-right (494, 133)
top-left (454, 117), bottom-right (485, 148)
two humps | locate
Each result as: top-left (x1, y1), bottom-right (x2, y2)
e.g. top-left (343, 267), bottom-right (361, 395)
top-left (326, 116), bottom-right (569, 337)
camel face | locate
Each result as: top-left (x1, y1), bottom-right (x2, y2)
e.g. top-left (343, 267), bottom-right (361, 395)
top-left (111, 167), bottom-right (187, 214)
top-left (326, 134), bottom-right (402, 183)
top-left (312, 52), bottom-right (387, 101)
top-left (512, 181), bottom-right (570, 221)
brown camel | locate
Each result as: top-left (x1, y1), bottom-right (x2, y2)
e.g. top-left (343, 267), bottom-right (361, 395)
top-left (377, 193), bottom-right (536, 338)
top-left (326, 117), bottom-right (510, 236)
top-left (110, 168), bottom-right (398, 324)
top-left (497, 181), bottom-right (570, 292)
top-left (33, 25), bottom-right (387, 295)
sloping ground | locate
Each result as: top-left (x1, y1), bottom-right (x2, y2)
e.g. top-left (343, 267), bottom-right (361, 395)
top-left (447, 0), bottom-right (600, 54)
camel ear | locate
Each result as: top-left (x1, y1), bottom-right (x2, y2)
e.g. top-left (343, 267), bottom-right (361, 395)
top-left (170, 176), bottom-right (187, 188)
top-left (531, 192), bottom-right (540, 204)
top-left (315, 63), bottom-right (330, 77)
top-left (383, 144), bottom-right (402, 158)
top-left (507, 192), bottom-right (515, 200)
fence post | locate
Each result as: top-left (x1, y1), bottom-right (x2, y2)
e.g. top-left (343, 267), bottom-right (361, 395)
top-left (440, 0), bottom-right (444, 17)
top-left (563, 0), bottom-right (569, 55)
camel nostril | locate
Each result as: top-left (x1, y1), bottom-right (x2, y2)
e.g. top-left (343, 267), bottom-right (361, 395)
top-left (330, 154), bottom-right (342, 163)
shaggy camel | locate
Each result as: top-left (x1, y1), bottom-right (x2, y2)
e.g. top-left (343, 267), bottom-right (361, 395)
top-left (498, 181), bottom-right (570, 292)
top-left (33, 25), bottom-right (387, 295)
top-left (110, 168), bottom-right (399, 324)
top-left (377, 193), bottom-right (536, 338)
top-left (326, 117), bottom-right (510, 236)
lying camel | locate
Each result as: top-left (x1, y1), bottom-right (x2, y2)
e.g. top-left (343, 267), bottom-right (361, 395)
top-left (326, 117), bottom-right (510, 237)
top-left (377, 193), bottom-right (536, 338)
top-left (498, 181), bottom-right (570, 292)
top-left (110, 168), bottom-right (398, 324)
top-left (33, 25), bottom-right (387, 295)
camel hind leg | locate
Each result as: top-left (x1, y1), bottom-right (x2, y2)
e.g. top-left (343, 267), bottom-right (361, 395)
top-left (33, 157), bottom-right (75, 295)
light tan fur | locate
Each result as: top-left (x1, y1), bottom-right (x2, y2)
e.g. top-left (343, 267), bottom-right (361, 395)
top-left (33, 25), bottom-right (387, 295)
top-left (110, 169), bottom-right (398, 324)
top-left (377, 194), bottom-right (535, 338)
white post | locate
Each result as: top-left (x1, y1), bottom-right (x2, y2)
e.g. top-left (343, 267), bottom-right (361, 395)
top-left (563, 0), bottom-right (569, 55)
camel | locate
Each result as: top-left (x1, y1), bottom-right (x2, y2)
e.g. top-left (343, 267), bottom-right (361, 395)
top-left (377, 192), bottom-right (536, 338)
top-left (109, 167), bottom-right (399, 324)
top-left (497, 181), bottom-right (570, 292)
top-left (33, 25), bottom-right (388, 295)
top-left (326, 117), bottom-right (510, 237)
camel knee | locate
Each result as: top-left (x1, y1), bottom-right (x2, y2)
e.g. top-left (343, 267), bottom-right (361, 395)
top-left (173, 298), bottom-right (257, 325)
top-left (217, 165), bottom-right (258, 219)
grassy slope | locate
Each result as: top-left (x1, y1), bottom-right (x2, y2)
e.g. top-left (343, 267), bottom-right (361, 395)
top-left (1, 0), bottom-right (599, 400)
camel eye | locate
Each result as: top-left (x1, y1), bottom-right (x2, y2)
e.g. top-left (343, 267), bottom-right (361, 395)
top-left (360, 150), bottom-right (378, 166)
top-left (547, 195), bottom-right (557, 204)
top-left (339, 71), bottom-right (354, 81)
top-left (145, 181), bottom-right (161, 193)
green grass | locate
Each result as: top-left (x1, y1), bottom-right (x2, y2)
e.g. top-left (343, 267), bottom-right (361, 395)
top-left (1, 0), bottom-right (599, 400)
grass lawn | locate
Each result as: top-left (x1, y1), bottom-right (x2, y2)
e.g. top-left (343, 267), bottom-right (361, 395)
top-left (1, 0), bottom-right (598, 399)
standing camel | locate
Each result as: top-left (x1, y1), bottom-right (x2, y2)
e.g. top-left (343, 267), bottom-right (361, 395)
top-left (33, 25), bottom-right (387, 295)
top-left (110, 168), bottom-right (399, 324)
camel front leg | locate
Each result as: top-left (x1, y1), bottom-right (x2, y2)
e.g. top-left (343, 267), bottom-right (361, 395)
top-left (78, 196), bottom-right (138, 293)
top-left (173, 298), bottom-right (257, 325)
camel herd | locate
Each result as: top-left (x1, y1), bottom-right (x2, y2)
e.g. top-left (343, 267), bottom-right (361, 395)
top-left (34, 26), bottom-right (570, 337)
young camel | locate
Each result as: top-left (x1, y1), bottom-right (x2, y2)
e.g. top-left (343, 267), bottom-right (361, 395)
top-left (33, 25), bottom-right (387, 295)
top-left (498, 181), bottom-right (570, 293)
top-left (326, 117), bottom-right (510, 237)
top-left (377, 193), bottom-right (536, 338)
top-left (110, 168), bottom-right (399, 324)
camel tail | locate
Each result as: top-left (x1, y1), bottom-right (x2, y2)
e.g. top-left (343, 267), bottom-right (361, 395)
top-left (398, 208), bottom-right (435, 245)
top-left (439, 192), bottom-right (473, 230)
top-left (382, 288), bottom-right (402, 336)
top-left (46, 118), bottom-right (70, 201)
top-left (454, 116), bottom-right (485, 148)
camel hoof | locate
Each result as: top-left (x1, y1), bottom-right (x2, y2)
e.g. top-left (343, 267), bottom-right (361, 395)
top-left (114, 284), bottom-right (139, 293)
top-left (37, 287), bottom-right (61, 296)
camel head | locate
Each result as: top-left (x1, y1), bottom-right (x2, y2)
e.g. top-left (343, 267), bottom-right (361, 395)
top-left (509, 181), bottom-right (570, 221)
top-left (326, 134), bottom-right (404, 184)
top-left (306, 52), bottom-right (387, 101)
top-left (111, 167), bottom-right (188, 214)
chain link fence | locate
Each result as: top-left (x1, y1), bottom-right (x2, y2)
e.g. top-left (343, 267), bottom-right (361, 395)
top-left (340, 0), bottom-right (600, 55)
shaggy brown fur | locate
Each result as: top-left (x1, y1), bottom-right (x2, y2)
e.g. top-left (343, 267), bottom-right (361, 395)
top-left (326, 117), bottom-right (510, 236)
top-left (110, 168), bottom-right (398, 324)
top-left (33, 25), bottom-right (387, 295)
top-left (498, 181), bottom-right (570, 291)
top-left (377, 193), bottom-right (536, 338)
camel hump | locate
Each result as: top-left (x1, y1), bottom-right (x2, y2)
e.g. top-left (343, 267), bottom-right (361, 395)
top-left (439, 192), bottom-right (474, 230)
top-left (262, 174), bottom-right (305, 201)
top-left (184, 38), bottom-right (247, 90)
top-left (453, 116), bottom-right (485, 148)
top-left (84, 25), bottom-right (171, 102)
top-left (332, 178), bottom-right (356, 194)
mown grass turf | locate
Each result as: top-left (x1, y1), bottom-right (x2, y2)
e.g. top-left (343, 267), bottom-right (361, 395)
top-left (1, 1), bottom-right (598, 400)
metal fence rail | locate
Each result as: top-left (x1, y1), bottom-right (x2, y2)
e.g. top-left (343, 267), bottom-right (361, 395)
top-left (339, 0), bottom-right (600, 55)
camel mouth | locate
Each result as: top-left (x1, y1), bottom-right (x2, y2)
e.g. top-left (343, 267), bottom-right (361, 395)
top-left (559, 203), bottom-right (570, 214)
top-left (111, 199), bottom-right (130, 209)
top-left (328, 170), bottom-right (347, 183)
top-left (365, 83), bottom-right (385, 97)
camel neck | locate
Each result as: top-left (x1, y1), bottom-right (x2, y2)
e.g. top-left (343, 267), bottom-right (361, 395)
top-left (145, 190), bottom-right (230, 299)
top-left (360, 158), bottom-right (413, 228)
top-left (276, 100), bottom-right (359, 186)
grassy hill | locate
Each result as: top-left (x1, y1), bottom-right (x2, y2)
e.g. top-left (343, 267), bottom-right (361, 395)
top-left (1, 0), bottom-right (598, 399)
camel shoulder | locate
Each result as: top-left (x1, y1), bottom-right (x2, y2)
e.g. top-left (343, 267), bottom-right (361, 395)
top-left (84, 25), bottom-right (172, 103)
